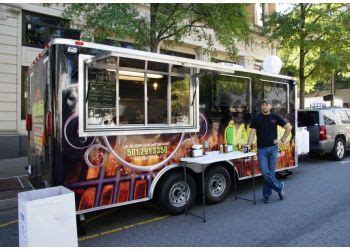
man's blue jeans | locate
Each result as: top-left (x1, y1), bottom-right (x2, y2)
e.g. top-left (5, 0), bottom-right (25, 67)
top-left (257, 145), bottom-right (283, 198)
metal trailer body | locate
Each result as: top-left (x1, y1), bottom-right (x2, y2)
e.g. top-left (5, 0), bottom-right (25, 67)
top-left (26, 38), bottom-right (297, 215)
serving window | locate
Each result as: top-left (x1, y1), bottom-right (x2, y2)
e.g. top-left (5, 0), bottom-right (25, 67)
top-left (251, 79), bottom-right (289, 115)
top-left (261, 80), bottom-right (289, 114)
top-left (87, 68), bottom-right (116, 126)
top-left (213, 74), bottom-right (250, 113)
top-left (79, 53), bottom-right (198, 136)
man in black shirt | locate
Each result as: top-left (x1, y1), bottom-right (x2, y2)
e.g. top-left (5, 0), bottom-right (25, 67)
top-left (247, 99), bottom-right (292, 203)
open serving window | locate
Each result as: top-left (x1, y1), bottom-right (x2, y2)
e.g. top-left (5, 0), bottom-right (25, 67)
top-left (78, 53), bottom-right (199, 136)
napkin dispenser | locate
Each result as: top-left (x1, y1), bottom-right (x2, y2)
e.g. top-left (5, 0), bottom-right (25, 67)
top-left (190, 144), bottom-right (203, 157)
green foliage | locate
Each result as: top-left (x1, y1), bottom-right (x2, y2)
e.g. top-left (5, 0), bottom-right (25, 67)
top-left (63, 4), bottom-right (147, 48)
top-left (264, 3), bottom-right (350, 96)
top-left (62, 3), bottom-right (250, 58)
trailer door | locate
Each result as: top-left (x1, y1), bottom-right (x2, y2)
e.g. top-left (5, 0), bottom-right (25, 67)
top-left (28, 55), bottom-right (52, 187)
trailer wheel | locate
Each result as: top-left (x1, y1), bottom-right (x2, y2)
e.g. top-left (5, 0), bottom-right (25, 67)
top-left (331, 137), bottom-right (345, 161)
top-left (204, 166), bottom-right (231, 204)
top-left (155, 171), bottom-right (196, 215)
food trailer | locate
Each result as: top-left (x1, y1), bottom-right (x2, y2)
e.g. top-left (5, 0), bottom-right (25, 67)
top-left (26, 38), bottom-right (297, 217)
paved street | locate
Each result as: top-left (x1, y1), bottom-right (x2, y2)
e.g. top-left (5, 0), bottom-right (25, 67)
top-left (1, 155), bottom-right (350, 246)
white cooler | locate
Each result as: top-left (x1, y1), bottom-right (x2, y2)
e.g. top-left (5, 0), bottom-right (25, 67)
top-left (18, 186), bottom-right (78, 247)
top-left (296, 127), bottom-right (310, 155)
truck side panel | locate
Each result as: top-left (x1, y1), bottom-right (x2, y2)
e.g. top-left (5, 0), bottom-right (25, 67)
top-left (48, 44), bottom-right (296, 213)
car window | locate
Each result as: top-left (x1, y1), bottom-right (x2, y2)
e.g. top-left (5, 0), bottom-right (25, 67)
top-left (322, 110), bottom-right (341, 125)
top-left (323, 115), bottom-right (336, 125)
top-left (298, 111), bottom-right (319, 126)
top-left (339, 109), bottom-right (350, 124)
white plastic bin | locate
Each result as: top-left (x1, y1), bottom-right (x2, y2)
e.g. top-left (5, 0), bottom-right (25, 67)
top-left (302, 128), bottom-right (310, 154)
top-left (18, 186), bottom-right (78, 247)
top-left (296, 127), bottom-right (310, 155)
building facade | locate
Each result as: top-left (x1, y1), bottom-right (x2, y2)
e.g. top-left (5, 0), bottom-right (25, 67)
top-left (0, 3), bottom-right (279, 159)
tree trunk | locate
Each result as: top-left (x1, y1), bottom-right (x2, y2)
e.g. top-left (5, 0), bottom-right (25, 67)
top-left (299, 3), bottom-right (307, 109)
top-left (299, 75), bottom-right (306, 109)
top-left (330, 73), bottom-right (335, 107)
top-left (150, 3), bottom-right (160, 53)
top-left (150, 40), bottom-right (160, 53)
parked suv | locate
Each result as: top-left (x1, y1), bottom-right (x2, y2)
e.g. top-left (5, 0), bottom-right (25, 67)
top-left (298, 108), bottom-right (350, 161)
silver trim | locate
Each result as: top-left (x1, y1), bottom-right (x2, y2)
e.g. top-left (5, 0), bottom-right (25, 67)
top-left (49, 38), bottom-right (296, 81)
top-left (81, 53), bottom-right (199, 136)
top-left (238, 165), bottom-right (297, 180)
top-left (294, 80), bottom-right (298, 168)
top-left (144, 62), bottom-right (148, 126)
top-left (249, 78), bottom-right (252, 113)
top-left (149, 163), bottom-right (181, 199)
top-left (116, 61), bottom-right (120, 126)
top-left (75, 197), bottom-right (150, 215)
top-left (78, 54), bottom-right (94, 137)
top-left (80, 127), bottom-right (198, 137)
top-left (167, 65), bottom-right (171, 125)
top-left (260, 79), bottom-right (288, 85)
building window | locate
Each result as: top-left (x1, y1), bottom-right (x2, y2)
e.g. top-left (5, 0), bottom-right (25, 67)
top-left (21, 66), bottom-right (29, 120)
top-left (255, 3), bottom-right (267, 27)
top-left (254, 59), bottom-right (263, 70)
top-left (211, 58), bottom-right (237, 64)
top-left (160, 49), bottom-right (195, 59)
top-left (22, 11), bottom-right (69, 48)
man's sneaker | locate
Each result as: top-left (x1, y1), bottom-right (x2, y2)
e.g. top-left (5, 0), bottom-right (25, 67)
top-left (263, 197), bottom-right (270, 203)
top-left (278, 182), bottom-right (285, 200)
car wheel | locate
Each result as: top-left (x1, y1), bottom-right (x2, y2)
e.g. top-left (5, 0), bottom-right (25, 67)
top-left (204, 166), bottom-right (231, 204)
top-left (331, 138), bottom-right (345, 161)
top-left (154, 171), bottom-right (197, 215)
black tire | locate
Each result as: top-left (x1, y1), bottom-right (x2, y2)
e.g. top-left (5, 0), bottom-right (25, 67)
top-left (154, 171), bottom-right (197, 215)
top-left (204, 166), bottom-right (231, 204)
top-left (331, 137), bottom-right (346, 161)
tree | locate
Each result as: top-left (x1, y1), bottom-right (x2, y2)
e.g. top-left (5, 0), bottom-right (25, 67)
top-left (264, 3), bottom-right (350, 109)
top-left (62, 3), bottom-right (250, 59)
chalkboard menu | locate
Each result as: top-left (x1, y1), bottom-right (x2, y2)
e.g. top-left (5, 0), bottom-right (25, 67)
top-left (88, 80), bottom-right (116, 109)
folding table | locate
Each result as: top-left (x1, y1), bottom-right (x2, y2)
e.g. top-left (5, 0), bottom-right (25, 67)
top-left (181, 151), bottom-right (257, 222)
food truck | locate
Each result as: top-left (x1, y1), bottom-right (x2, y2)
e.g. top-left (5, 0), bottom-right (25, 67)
top-left (26, 38), bottom-right (297, 217)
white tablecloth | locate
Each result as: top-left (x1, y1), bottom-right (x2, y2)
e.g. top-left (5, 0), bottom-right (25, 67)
top-left (181, 151), bottom-right (256, 165)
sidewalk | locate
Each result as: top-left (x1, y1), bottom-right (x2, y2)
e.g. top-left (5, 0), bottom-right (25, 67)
top-left (0, 157), bottom-right (31, 211)
top-left (0, 157), bottom-right (27, 178)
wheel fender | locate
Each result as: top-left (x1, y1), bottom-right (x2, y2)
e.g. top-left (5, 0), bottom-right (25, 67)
top-left (149, 164), bottom-right (183, 199)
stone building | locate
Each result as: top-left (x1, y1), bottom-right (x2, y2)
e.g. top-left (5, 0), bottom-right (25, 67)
top-left (0, 3), bottom-right (279, 159)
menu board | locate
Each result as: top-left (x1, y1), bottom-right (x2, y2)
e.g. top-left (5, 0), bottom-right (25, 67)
top-left (88, 80), bottom-right (116, 109)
